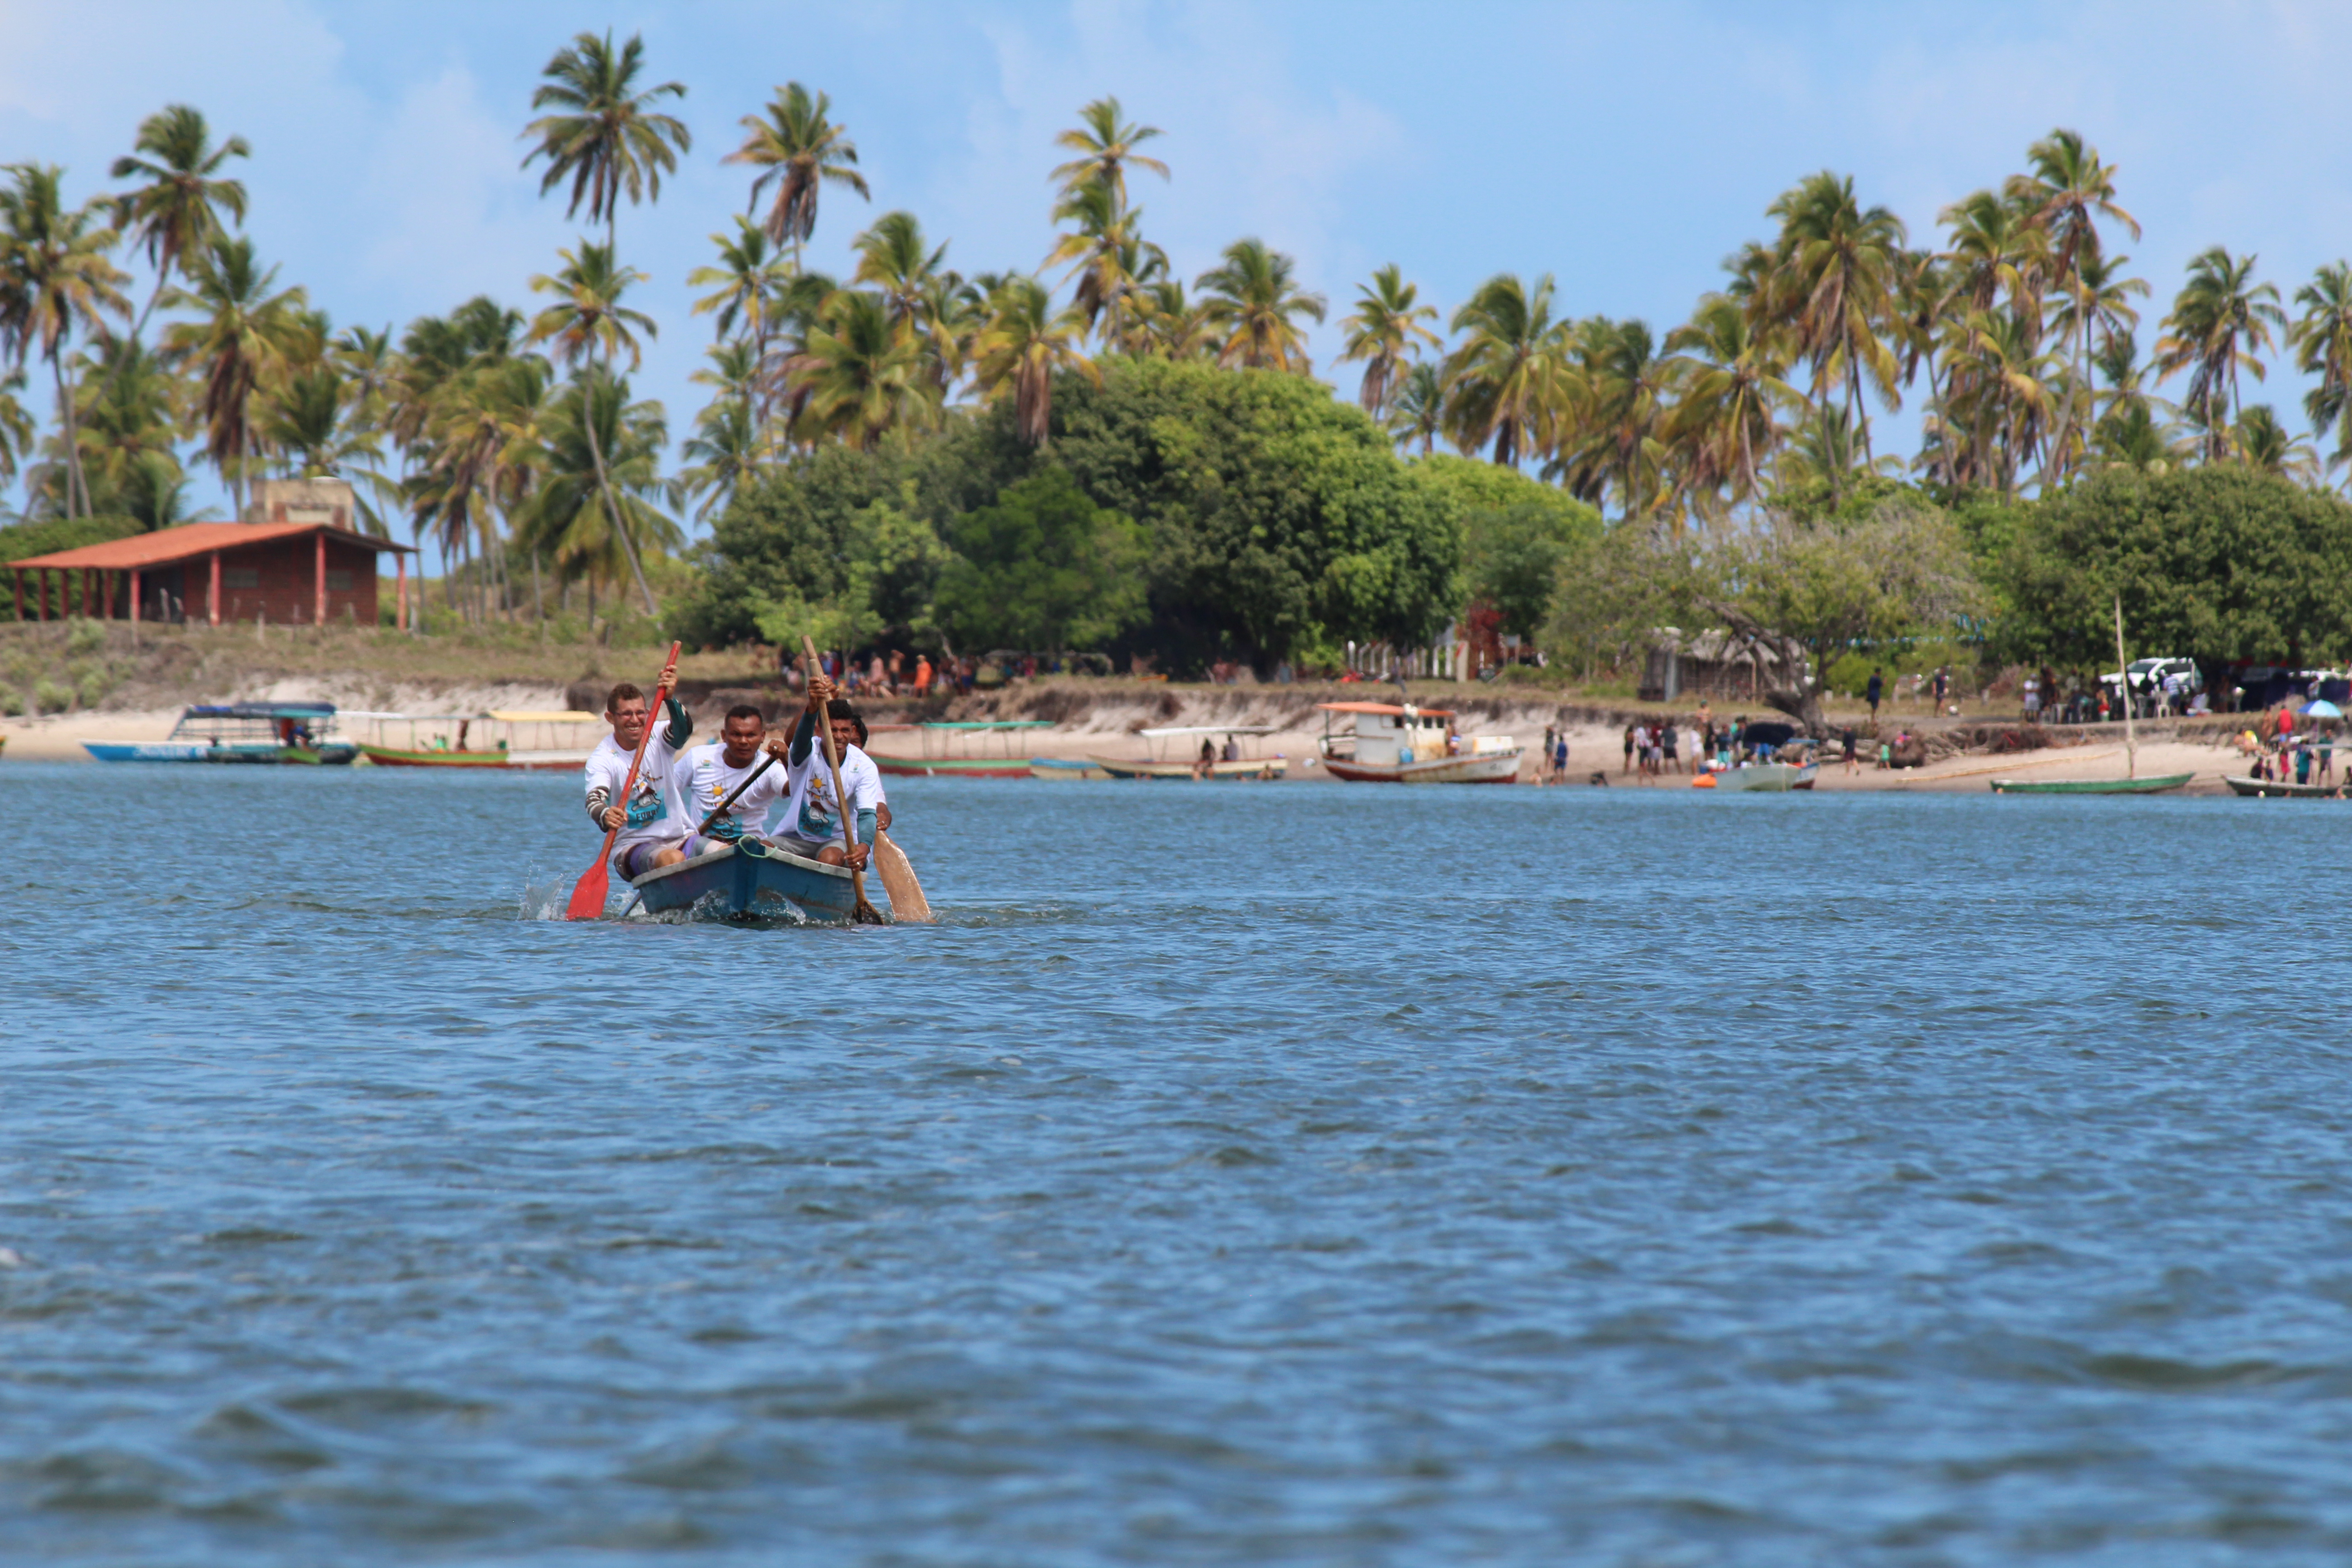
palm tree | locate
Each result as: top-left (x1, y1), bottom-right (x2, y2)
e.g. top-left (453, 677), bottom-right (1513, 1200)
top-left (1552, 318), bottom-right (1676, 520)
top-left (1196, 238), bottom-right (1325, 372)
top-left (1142, 279), bottom-right (1215, 361)
top-left (2232, 404), bottom-right (2318, 482)
top-left (676, 388), bottom-right (772, 523)
top-left (0, 369), bottom-right (34, 490)
top-left (0, 164), bottom-right (130, 519)
top-left (2044, 248), bottom-right (2146, 481)
top-left (1950, 308), bottom-right (2065, 496)
top-left (1338, 265), bottom-right (1440, 416)
top-left (1763, 171), bottom-right (1906, 456)
top-left (2290, 261), bottom-right (2352, 474)
top-left (1442, 272), bottom-right (1569, 466)
top-left (1052, 96), bottom-right (1170, 206)
top-left (2008, 129), bottom-right (2137, 483)
top-left (851, 210), bottom-right (951, 349)
top-left (520, 30), bottom-right (690, 251)
top-left (108, 105), bottom-right (249, 347)
top-left (725, 82), bottom-right (867, 264)
top-left (782, 289), bottom-right (933, 450)
top-left (2153, 245), bottom-right (2284, 461)
top-left (410, 357), bottom-right (548, 618)
top-left (686, 217), bottom-right (790, 347)
top-left (159, 235), bottom-right (304, 519)
top-left (1043, 180), bottom-right (1166, 353)
top-left (1663, 294), bottom-right (1799, 512)
top-left (971, 275), bottom-right (1096, 446)
top-left (527, 239), bottom-right (659, 612)
top-left (1385, 361), bottom-right (1444, 456)
top-left (513, 366), bottom-right (680, 627)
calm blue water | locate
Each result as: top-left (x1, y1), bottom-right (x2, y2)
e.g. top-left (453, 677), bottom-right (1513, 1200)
top-left (4, 764), bottom-right (2349, 1565)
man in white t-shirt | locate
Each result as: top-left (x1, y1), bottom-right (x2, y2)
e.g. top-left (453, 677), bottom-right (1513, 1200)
top-left (583, 676), bottom-right (695, 879)
top-left (670, 703), bottom-right (791, 855)
top-left (773, 676), bottom-right (889, 868)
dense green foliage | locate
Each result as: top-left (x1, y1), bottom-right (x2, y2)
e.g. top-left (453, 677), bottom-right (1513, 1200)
top-left (932, 467), bottom-right (1145, 652)
top-left (1984, 467), bottom-right (2352, 667)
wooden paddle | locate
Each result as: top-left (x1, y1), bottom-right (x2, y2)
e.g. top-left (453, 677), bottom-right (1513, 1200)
top-left (564, 641), bottom-right (681, 921)
top-left (872, 831), bottom-right (932, 923)
top-left (800, 635), bottom-right (886, 925)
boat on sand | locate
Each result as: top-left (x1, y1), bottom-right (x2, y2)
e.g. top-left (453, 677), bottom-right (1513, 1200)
top-left (1990, 773), bottom-right (2192, 795)
top-left (626, 838), bottom-right (877, 922)
top-left (2222, 775), bottom-right (2342, 799)
top-left (1315, 703), bottom-right (1519, 783)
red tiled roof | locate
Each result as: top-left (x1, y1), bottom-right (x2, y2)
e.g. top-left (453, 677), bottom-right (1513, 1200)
top-left (8, 520), bottom-right (416, 571)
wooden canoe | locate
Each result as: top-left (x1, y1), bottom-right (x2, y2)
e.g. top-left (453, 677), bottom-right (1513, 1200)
top-left (627, 838), bottom-right (875, 923)
top-left (2222, 775), bottom-right (2345, 799)
top-left (1989, 772), bottom-right (2193, 795)
top-left (1089, 755), bottom-right (1291, 781)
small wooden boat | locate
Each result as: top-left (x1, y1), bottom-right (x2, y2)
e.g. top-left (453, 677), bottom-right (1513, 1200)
top-left (1696, 760), bottom-right (1819, 792)
top-left (1088, 727), bottom-right (1291, 780)
top-left (1315, 703), bottom-right (1520, 783)
top-left (627, 838), bottom-right (875, 922)
top-left (351, 710), bottom-right (598, 771)
top-left (85, 702), bottom-right (355, 764)
top-left (1029, 757), bottom-right (1112, 780)
top-left (1989, 772), bottom-right (2193, 794)
top-left (870, 720), bottom-right (1051, 778)
top-left (2223, 774), bottom-right (2344, 799)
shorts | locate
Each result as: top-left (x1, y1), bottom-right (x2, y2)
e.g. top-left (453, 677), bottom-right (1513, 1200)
top-left (613, 837), bottom-right (687, 879)
top-left (766, 834), bottom-right (837, 863)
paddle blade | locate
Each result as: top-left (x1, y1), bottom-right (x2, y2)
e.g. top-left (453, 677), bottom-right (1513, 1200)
top-left (564, 835), bottom-right (616, 920)
top-left (872, 832), bottom-right (932, 923)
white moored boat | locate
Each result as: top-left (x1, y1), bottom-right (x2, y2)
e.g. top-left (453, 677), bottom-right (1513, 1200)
top-left (1315, 701), bottom-right (1521, 784)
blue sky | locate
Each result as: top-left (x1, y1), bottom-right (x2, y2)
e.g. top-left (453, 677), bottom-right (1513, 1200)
top-left (4, 0), bottom-right (2349, 569)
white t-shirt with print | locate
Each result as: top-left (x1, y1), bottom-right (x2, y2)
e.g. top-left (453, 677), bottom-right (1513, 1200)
top-left (583, 720), bottom-right (687, 852)
top-left (778, 742), bottom-right (885, 849)
top-left (669, 741), bottom-right (788, 843)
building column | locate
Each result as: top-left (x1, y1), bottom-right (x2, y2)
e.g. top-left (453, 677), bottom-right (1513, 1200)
top-left (36, 569), bottom-right (46, 622)
top-left (103, 571), bottom-right (115, 620)
top-left (10, 569), bottom-right (19, 622)
top-left (314, 532), bottom-right (326, 626)
top-left (210, 551), bottom-right (221, 627)
top-left (396, 553), bottom-right (408, 635)
top-left (130, 569), bottom-right (141, 625)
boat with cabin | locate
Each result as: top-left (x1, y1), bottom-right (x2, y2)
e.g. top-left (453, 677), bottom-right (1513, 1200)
top-left (1315, 702), bottom-right (1521, 783)
top-left (626, 837), bottom-right (876, 922)
top-left (85, 702), bottom-right (356, 764)
top-left (352, 710), bottom-right (601, 770)
top-left (869, 720), bottom-right (1052, 778)
top-left (1090, 725), bottom-right (1290, 780)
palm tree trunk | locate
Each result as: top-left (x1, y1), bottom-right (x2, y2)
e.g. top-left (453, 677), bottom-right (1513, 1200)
top-left (52, 354), bottom-right (87, 519)
top-left (580, 368), bottom-right (658, 616)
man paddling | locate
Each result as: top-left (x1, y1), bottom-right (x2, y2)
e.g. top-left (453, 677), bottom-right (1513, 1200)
top-left (671, 703), bottom-right (791, 854)
top-left (774, 673), bottom-right (889, 868)
top-left (585, 676), bottom-right (695, 878)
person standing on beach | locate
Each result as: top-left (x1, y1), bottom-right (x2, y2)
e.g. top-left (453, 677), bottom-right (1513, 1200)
top-left (1661, 720), bottom-right (1680, 774)
top-left (1842, 726), bottom-right (1859, 775)
top-left (1622, 723), bottom-right (1636, 775)
top-left (1866, 669), bottom-right (1884, 721)
top-left (1551, 729), bottom-right (1568, 783)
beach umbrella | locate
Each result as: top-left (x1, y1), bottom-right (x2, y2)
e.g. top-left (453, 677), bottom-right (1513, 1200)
top-left (2305, 699), bottom-right (2344, 719)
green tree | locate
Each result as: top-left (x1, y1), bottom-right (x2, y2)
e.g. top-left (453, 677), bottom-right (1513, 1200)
top-left (1051, 97), bottom-right (1169, 207)
top-left (1763, 171), bottom-right (1907, 456)
top-left (971, 276), bottom-right (1096, 446)
top-left (1417, 452), bottom-right (1601, 641)
top-left (934, 466), bottom-right (1147, 652)
top-left (687, 216), bottom-right (790, 347)
top-left (108, 104), bottom-right (249, 347)
top-left (1196, 238), bottom-right (1325, 372)
top-left (783, 289), bottom-right (934, 450)
top-left (725, 82), bottom-right (867, 265)
top-left (513, 365), bottom-right (680, 626)
top-left (158, 234), bottom-right (300, 519)
top-left (2290, 261), bottom-right (2352, 475)
top-left (0, 164), bottom-right (130, 519)
top-left (527, 239), bottom-right (660, 611)
top-left (2153, 246), bottom-right (2284, 461)
top-left (1338, 263), bottom-right (1440, 416)
top-left (521, 29), bottom-right (690, 251)
top-left (1442, 272), bottom-right (1569, 466)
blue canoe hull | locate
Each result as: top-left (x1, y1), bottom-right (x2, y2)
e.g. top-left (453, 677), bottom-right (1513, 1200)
top-left (84, 741), bottom-right (358, 764)
top-left (627, 838), bottom-right (872, 923)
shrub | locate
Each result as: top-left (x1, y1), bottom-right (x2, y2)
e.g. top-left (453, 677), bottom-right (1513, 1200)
top-left (34, 678), bottom-right (74, 713)
top-left (64, 618), bottom-right (105, 656)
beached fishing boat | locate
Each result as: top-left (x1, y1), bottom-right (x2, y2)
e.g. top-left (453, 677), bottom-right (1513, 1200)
top-left (626, 837), bottom-right (872, 922)
top-left (1089, 725), bottom-right (1290, 780)
top-left (1029, 757), bottom-right (1112, 780)
top-left (869, 720), bottom-right (1051, 778)
top-left (2222, 775), bottom-right (2343, 799)
top-left (352, 710), bottom-right (599, 771)
top-left (1989, 773), bottom-right (2193, 795)
top-left (1695, 760), bottom-right (1820, 792)
top-left (84, 702), bottom-right (355, 764)
top-left (1315, 703), bottom-right (1521, 783)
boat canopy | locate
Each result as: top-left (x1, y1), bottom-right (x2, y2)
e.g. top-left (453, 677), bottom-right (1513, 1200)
top-left (1137, 725), bottom-right (1280, 738)
top-left (1316, 701), bottom-right (1455, 719)
top-left (182, 702), bottom-right (336, 720)
top-left (920, 720), bottom-right (1053, 730)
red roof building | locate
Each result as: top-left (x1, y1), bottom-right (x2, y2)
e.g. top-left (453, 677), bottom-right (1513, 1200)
top-left (10, 519), bottom-right (416, 628)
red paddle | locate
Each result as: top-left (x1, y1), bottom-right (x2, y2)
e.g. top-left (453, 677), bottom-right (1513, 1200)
top-left (564, 642), bottom-right (682, 921)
